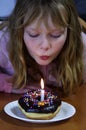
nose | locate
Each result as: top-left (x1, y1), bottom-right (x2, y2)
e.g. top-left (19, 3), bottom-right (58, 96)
top-left (40, 36), bottom-right (51, 51)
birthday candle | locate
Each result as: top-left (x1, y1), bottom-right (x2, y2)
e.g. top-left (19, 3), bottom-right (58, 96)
top-left (40, 78), bottom-right (45, 101)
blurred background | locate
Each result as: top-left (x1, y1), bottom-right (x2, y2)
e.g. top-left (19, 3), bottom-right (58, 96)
top-left (0, 0), bottom-right (16, 20)
top-left (74, 0), bottom-right (86, 21)
top-left (0, 0), bottom-right (86, 21)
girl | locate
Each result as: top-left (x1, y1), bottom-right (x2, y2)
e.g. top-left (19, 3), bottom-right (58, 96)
top-left (0, 0), bottom-right (86, 96)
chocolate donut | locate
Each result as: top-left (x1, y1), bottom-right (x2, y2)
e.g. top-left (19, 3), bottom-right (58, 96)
top-left (18, 89), bottom-right (61, 120)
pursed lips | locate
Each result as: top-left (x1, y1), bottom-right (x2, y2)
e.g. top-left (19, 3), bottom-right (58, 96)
top-left (40, 56), bottom-right (50, 60)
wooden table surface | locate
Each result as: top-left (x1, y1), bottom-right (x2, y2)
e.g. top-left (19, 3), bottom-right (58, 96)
top-left (0, 84), bottom-right (86, 130)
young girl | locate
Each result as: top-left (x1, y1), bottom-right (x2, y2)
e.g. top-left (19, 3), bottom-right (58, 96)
top-left (0, 0), bottom-right (86, 96)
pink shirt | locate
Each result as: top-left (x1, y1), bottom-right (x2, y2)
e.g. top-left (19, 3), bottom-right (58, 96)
top-left (0, 29), bottom-right (86, 94)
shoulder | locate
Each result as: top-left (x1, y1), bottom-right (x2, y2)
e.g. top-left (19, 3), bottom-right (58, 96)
top-left (0, 27), bottom-right (10, 62)
top-left (0, 27), bottom-right (9, 45)
top-left (0, 28), bottom-right (14, 75)
top-left (81, 32), bottom-right (86, 83)
top-left (81, 32), bottom-right (86, 57)
top-left (81, 32), bottom-right (86, 47)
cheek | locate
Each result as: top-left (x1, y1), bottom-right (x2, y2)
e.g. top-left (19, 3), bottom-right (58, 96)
top-left (24, 33), bottom-right (35, 50)
top-left (55, 29), bottom-right (67, 51)
top-left (24, 32), bottom-right (29, 46)
top-left (56, 33), bottom-right (67, 51)
top-left (53, 39), bottom-right (65, 53)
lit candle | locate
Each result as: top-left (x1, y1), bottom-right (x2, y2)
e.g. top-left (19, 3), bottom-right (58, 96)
top-left (40, 78), bottom-right (45, 101)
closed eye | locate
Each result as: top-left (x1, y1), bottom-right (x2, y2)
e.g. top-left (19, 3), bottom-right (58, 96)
top-left (26, 30), bottom-right (39, 38)
top-left (50, 34), bottom-right (61, 38)
top-left (28, 33), bottom-right (39, 38)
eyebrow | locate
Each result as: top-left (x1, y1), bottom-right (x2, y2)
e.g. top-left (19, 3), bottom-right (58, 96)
top-left (25, 26), bottom-right (66, 34)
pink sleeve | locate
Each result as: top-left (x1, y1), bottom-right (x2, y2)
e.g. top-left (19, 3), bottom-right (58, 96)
top-left (0, 29), bottom-right (14, 93)
top-left (0, 73), bottom-right (13, 93)
top-left (0, 73), bottom-right (31, 94)
top-left (81, 32), bottom-right (86, 83)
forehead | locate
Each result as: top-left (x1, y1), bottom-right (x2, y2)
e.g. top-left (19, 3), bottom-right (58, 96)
top-left (25, 14), bottom-right (62, 30)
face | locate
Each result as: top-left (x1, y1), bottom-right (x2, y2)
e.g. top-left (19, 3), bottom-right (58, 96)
top-left (24, 16), bottom-right (67, 65)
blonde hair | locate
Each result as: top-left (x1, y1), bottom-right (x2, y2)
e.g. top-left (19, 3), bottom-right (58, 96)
top-left (0, 0), bottom-right (83, 95)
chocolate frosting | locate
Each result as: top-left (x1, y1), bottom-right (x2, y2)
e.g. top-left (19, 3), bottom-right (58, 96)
top-left (18, 90), bottom-right (61, 113)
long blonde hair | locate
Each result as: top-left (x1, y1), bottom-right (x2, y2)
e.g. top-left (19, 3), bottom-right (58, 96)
top-left (0, 0), bottom-right (83, 94)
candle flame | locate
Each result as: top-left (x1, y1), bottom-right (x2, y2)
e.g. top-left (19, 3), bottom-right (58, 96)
top-left (40, 78), bottom-right (44, 89)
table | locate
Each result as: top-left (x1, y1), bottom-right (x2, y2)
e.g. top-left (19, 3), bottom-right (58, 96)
top-left (0, 84), bottom-right (86, 130)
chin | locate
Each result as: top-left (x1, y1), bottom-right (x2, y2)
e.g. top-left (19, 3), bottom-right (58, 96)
top-left (36, 60), bottom-right (52, 66)
top-left (37, 62), bottom-right (51, 66)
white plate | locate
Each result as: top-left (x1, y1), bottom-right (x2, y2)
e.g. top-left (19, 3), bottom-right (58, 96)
top-left (4, 100), bottom-right (76, 123)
